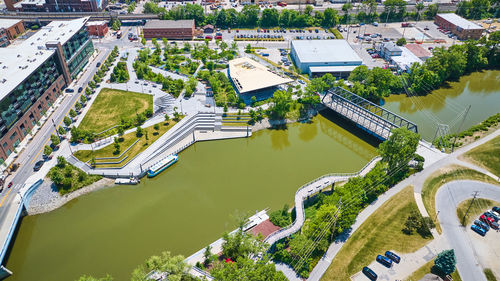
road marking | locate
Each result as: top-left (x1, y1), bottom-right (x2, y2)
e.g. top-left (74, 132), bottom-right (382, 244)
top-left (0, 188), bottom-right (13, 208)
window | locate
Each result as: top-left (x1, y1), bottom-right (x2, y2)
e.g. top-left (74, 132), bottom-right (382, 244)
top-left (9, 132), bottom-right (17, 140)
top-left (2, 142), bottom-right (7, 148)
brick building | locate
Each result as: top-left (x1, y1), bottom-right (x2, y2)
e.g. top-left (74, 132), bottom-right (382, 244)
top-left (142, 20), bottom-right (195, 40)
top-left (86, 21), bottom-right (109, 37)
top-left (0, 19), bottom-right (25, 40)
top-left (0, 17), bottom-right (94, 163)
top-left (434, 13), bottom-right (484, 40)
top-left (0, 29), bottom-right (9, 48)
top-left (7, 0), bottom-right (105, 12)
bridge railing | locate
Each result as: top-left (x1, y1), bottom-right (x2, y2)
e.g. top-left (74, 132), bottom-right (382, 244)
top-left (326, 87), bottom-right (418, 134)
top-left (264, 156), bottom-right (381, 245)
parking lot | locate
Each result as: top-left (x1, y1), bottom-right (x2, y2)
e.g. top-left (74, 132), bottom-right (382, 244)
top-left (467, 224), bottom-right (500, 279)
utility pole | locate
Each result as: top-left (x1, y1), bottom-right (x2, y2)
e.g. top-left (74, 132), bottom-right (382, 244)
top-left (451, 105), bottom-right (471, 152)
top-left (462, 191), bottom-right (479, 226)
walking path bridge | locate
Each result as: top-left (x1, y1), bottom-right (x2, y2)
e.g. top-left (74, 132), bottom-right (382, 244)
top-left (322, 87), bottom-right (418, 140)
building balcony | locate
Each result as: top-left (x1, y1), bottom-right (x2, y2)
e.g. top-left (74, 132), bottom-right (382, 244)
top-left (13, 102), bottom-right (20, 109)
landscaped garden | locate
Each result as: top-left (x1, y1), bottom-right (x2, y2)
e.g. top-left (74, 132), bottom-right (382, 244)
top-left (48, 157), bottom-right (102, 195)
top-left (74, 114), bottom-right (183, 168)
top-left (78, 88), bottom-right (153, 134)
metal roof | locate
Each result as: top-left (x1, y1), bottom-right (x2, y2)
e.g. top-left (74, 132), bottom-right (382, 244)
top-left (228, 57), bottom-right (293, 94)
top-left (437, 13), bottom-right (483, 30)
top-left (291, 40), bottom-right (362, 64)
top-left (143, 20), bottom-right (194, 29)
top-left (309, 65), bottom-right (359, 73)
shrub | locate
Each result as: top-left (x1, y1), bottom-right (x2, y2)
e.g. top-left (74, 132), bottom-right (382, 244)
top-left (434, 250), bottom-right (456, 276)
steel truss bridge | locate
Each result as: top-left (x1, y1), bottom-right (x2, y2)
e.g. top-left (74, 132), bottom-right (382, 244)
top-left (322, 87), bottom-right (418, 140)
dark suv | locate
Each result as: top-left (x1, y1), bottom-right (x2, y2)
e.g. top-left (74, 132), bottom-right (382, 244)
top-left (385, 251), bottom-right (400, 263)
top-left (376, 255), bottom-right (392, 268)
top-left (33, 160), bottom-right (44, 171)
top-left (362, 266), bottom-right (377, 280)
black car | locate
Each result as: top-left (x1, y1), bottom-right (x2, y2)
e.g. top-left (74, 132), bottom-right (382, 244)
top-left (78, 87), bottom-right (83, 93)
top-left (492, 206), bottom-right (500, 214)
top-left (362, 266), bottom-right (377, 280)
top-left (96, 62), bottom-right (101, 67)
top-left (376, 255), bottom-right (392, 268)
top-left (33, 160), bottom-right (44, 171)
top-left (65, 88), bottom-right (74, 93)
top-left (385, 251), bottom-right (400, 264)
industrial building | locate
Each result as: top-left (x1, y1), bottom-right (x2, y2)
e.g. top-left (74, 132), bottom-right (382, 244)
top-left (434, 13), bottom-right (484, 40)
top-left (290, 40), bottom-right (363, 78)
top-left (0, 17), bottom-right (94, 163)
top-left (142, 20), bottom-right (195, 40)
top-left (7, 0), bottom-right (105, 12)
top-left (228, 57), bottom-right (293, 104)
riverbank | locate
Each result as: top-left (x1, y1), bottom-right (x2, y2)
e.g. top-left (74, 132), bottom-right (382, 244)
top-left (27, 178), bottom-right (115, 215)
top-left (251, 107), bottom-right (321, 132)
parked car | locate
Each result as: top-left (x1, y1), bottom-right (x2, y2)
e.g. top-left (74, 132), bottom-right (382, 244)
top-left (474, 219), bottom-right (490, 231)
top-left (214, 35), bottom-right (222, 40)
top-left (96, 62), bottom-right (101, 67)
top-left (471, 224), bottom-right (487, 236)
top-left (376, 255), bottom-right (392, 268)
top-left (480, 214), bottom-right (494, 226)
top-left (78, 87), bottom-right (83, 93)
top-left (65, 88), bottom-right (74, 93)
top-left (485, 211), bottom-right (499, 222)
top-left (385, 251), bottom-right (400, 264)
top-left (33, 160), bottom-right (44, 172)
top-left (362, 267), bottom-right (377, 280)
top-left (490, 221), bottom-right (499, 230)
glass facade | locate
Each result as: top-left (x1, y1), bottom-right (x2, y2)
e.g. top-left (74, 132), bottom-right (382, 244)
top-left (63, 28), bottom-right (94, 78)
top-left (0, 54), bottom-right (62, 139)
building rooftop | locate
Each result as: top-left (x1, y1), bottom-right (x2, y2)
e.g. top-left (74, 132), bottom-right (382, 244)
top-left (291, 40), bottom-right (362, 64)
top-left (405, 44), bottom-right (431, 59)
top-left (16, 0), bottom-right (45, 7)
top-left (86, 21), bottom-right (107, 26)
top-left (228, 57), bottom-right (293, 94)
top-left (437, 13), bottom-right (483, 30)
top-left (391, 47), bottom-right (422, 71)
top-left (143, 19), bottom-right (195, 29)
top-left (0, 17), bottom-right (89, 99)
top-left (0, 19), bottom-right (23, 29)
top-left (382, 42), bottom-right (402, 53)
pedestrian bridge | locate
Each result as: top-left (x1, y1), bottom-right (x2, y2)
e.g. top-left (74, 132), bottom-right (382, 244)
top-left (322, 87), bottom-right (418, 140)
top-left (0, 180), bottom-right (42, 279)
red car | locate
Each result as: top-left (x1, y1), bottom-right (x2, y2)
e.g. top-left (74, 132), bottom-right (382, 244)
top-left (480, 214), bottom-right (494, 225)
top-left (214, 35), bottom-right (222, 40)
top-left (205, 35), bottom-right (213, 40)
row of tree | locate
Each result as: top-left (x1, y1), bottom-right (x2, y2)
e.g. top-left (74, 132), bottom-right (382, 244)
top-left (457, 0), bottom-right (499, 19)
top-left (143, 2), bottom-right (439, 29)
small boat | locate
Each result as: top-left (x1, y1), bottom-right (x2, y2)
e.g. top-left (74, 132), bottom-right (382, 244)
top-left (147, 154), bottom-right (178, 177)
top-left (115, 177), bottom-right (140, 185)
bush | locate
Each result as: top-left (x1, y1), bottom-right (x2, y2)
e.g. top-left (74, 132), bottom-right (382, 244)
top-left (434, 250), bottom-right (456, 276)
top-left (44, 145), bottom-right (53, 156)
top-left (64, 116), bottom-right (72, 126)
top-left (269, 204), bottom-right (291, 227)
top-left (396, 37), bottom-right (407, 46)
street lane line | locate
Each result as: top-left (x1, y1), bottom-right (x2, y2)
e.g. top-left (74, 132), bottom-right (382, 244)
top-left (0, 188), bottom-right (13, 208)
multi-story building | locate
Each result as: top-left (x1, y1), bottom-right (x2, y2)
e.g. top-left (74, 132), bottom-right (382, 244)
top-left (0, 19), bottom-right (25, 41)
top-left (8, 0), bottom-right (106, 12)
top-left (0, 17), bottom-right (94, 163)
top-left (86, 21), bottom-right (109, 37)
top-left (435, 13), bottom-right (484, 40)
top-left (142, 20), bottom-right (195, 40)
top-left (0, 29), bottom-right (9, 48)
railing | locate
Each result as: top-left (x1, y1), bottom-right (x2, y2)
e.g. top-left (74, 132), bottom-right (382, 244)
top-left (264, 156), bottom-right (381, 245)
top-left (191, 266), bottom-right (215, 280)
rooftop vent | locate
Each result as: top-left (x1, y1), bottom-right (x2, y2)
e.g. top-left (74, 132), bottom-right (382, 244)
top-left (0, 79), bottom-right (6, 84)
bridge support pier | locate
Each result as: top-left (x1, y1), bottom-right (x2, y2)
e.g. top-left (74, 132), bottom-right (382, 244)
top-left (0, 265), bottom-right (12, 279)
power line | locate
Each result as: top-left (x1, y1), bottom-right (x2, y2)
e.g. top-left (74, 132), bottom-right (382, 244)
top-left (462, 191), bottom-right (479, 226)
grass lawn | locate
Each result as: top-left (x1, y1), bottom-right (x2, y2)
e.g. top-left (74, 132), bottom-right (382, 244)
top-left (462, 135), bottom-right (500, 177)
top-left (484, 268), bottom-right (498, 281)
top-left (321, 186), bottom-right (433, 281)
top-left (404, 258), bottom-right (462, 281)
top-left (421, 165), bottom-right (499, 234)
top-left (78, 88), bottom-right (153, 133)
top-left (456, 198), bottom-right (500, 226)
top-left (74, 118), bottom-right (181, 168)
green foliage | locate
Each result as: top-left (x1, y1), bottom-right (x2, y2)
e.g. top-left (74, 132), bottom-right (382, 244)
top-left (70, 127), bottom-right (95, 143)
top-left (269, 204), bottom-right (291, 227)
top-left (58, 126), bottom-right (66, 136)
top-left (75, 102), bottom-right (82, 111)
top-left (221, 225), bottom-right (265, 261)
top-left (211, 255), bottom-right (287, 281)
top-left (44, 145), bottom-right (53, 156)
top-left (69, 109), bottom-right (77, 118)
top-left (136, 126), bottom-right (143, 137)
top-left (50, 134), bottom-right (60, 146)
top-left (378, 127), bottom-right (420, 171)
top-left (110, 61), bottom-right (130, 83)
top-left (64, 116), bottom-right (72, 126)
top-left (131, 251), bottom-right (194, 281)
top-left (111, 18), bottom-right (121, 31)
top-left (348, 65), bottom-right (401, 101)
top-left (268, 89), bottom-right (293, 119)
top-left (403, 209), bottom-right (433, 237)
top-left (396, 37), bottom-right (407, 46)
top-left (434, 249), bottom-right (457, 276)
top-left (48, 162), bottom-right (101, 195)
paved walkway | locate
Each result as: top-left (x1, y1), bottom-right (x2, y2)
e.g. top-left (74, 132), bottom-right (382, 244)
top-left (264, 157), bottom-right (381, 247)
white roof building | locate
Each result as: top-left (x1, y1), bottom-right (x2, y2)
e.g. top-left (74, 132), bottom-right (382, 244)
top-left (390, 47), bottom-right (422, 73)
top-left (228, 57), bottom-right (293, 94)
top-left (0, 17), bottom-right (89, 99)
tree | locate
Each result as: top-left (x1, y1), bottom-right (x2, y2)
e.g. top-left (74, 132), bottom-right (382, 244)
top-left (64, 116), bottom-right (72, 126)
top-left (57, 156), bottom-right (67, 168)
top-left (153, 124), bottom-right (160, 131)
top-left (434, 249), bottom-right (457, 275)
top-left (251, 96), bottom-right (257, 106)
top-left (211, 255), bottom-right (286, 281)
top-left (322, 8), bottom-right (339, 27)
top-left (136, 126), bottom-right (143, 137)
top-left (403, 209), bottom-right (421, 234)
top-left (260, 8), bottom-right (279, 28)
top-left (141, 36), bottom-right (146, 46)
top-left (75, 102), bottom-right (82, 111)
top-left (269, 204), bottom-right (291, 227)
top-left (269, 90), bottom-right (293, 119)
top-left (164, 114), bottom-right (170, 123)
top-left (58, 127), bottom-right (66, 136)
top-left (131, 251), bottom-right (192, 281)
top-left (44, 145), bottom-right (53, 156)
top-left (113, 137), bottom-right (121, 154)
top-left (396, 37), bottom-right (407, 46)
top-left (51, 134), bottom-right (60, 146)
top-left (378, 127), bottom-right (420, 171)
top-left (117, 126), bottom-right (124, 138)
top-left (69, 109), bottom-right (77, 118)
top-left (245, 44), bottom-right (252, 53)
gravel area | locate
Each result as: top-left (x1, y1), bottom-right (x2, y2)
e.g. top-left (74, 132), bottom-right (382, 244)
top-left (28, 178), bottom-right (115, 215)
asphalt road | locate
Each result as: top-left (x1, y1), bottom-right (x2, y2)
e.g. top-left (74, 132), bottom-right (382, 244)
top-left (436, 180), bottom-right (500, 281)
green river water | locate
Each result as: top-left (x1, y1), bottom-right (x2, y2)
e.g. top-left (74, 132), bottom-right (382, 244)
top-left (5, 70), bottom-right (500, 281)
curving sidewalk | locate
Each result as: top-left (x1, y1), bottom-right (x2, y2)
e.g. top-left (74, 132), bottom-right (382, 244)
top-left (264, 157), bottom-right (381, 247)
